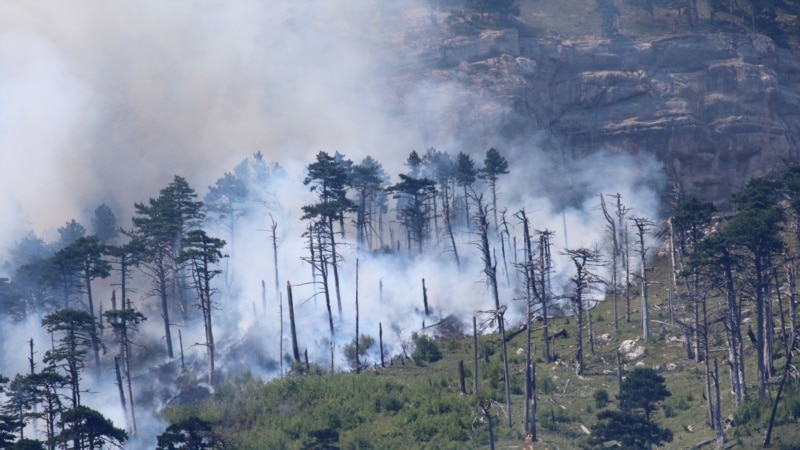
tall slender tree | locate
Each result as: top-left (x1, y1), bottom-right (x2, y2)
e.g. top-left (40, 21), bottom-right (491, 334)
top-left (480, 148), bottom-right (509, 231)
top-left (178, 230), bottom-right (226, 385)
top-left (302, 151), bottom-right (352, 323)
top-left (132, 176), bottom-right (204, 358)
top-left (454, 152), bottom-right (478, 228)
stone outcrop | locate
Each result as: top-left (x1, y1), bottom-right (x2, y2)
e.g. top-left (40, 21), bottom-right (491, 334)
top-left (618, 339), bottom-right (647, 361)
top-left (401, 28), bottom-right (800, 204)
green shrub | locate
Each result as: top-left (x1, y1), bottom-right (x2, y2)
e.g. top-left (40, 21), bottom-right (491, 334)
top-left (412, 334), bottom-right (442, 364)
top-left (537, 375), bottom-right (556, 395)
top-left (593, 389), bottom-right (609, 409)
top-left (343, 334), bottom-right (376, 365)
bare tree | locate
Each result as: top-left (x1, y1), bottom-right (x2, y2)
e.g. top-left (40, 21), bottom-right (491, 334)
top-left (474, 194), bottom-right (512, 428)
top-left (564, 247), bottom-right (602, 376)
top-left (600, 194), bottom-right (620, 330)
top-left (630, 217), bottom-right (654, 339)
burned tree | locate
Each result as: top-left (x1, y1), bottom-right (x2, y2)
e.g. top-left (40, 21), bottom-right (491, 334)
top-left (600, 194), bottom-right (621, 330)
top-left (564, 247), bottom-right (602, 376)
top-left (630, 217), bottom-right (654, 339)
top-left (474, 194), bottom-right (512, 428)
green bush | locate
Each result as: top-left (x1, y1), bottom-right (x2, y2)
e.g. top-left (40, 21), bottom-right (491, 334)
top-left (537, 375), bottom-right (556, 395)
top-left (412, 334), bottom-right (442, 364)
top-left (593, 389), bottom-right (609, 409)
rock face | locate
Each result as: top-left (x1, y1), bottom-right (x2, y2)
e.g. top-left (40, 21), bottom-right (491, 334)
top-left (404, 29), bottom-right (800, 203)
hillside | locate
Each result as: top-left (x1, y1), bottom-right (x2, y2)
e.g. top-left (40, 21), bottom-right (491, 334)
top-left (161, 254), bottom-right (800, 449)
top-left (2, 1), bottom-right (800, 449)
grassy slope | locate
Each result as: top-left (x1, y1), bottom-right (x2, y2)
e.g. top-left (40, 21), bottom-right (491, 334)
top-left (163, 254), bottom-right (800, 449)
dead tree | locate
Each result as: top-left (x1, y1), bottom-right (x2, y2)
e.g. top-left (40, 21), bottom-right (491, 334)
top-left (355, 259), bottom-right (360, 373)
top-left (630, 217), bottom-right (654, 339)
top-left (616, 196), bottom-right (632, 323)
top-left (114, 357), bottom-right (130, 435)
top-left (536, 229), bottom-right (555, 362)
top-left (474, 194), bottom-right (512, 427)
top-left (712, 358), bottom-right (724, 448)
top-left (600, 194), bottom-right (620, 330)
top-left (473, 316), bottom-right (479, 395)
top-left (422, 278), bottom-right (430, 316)
top-left (287, 282), bottom-right (301, 363)
top-left (764, 333), bottom-right (798, 447)
top-left (564, 247), bottom-right (602, 376)
top-left (270, 215), bottom-right (280, 303)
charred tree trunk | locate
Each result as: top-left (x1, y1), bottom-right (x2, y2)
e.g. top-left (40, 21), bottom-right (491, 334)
top-left (538, 230), bottom-right (554, 362)
top-left (328, 217), bottom-right (344, 324)
top-left (355, 259), bottom-right (360, 374)
top-left (114, 357), bottom-right (130, 435)
top-left (422, 278), bottom-right (430, 316)
top-left (271, 217), bottom-right (280, 303)
top-left (764, 334), bottom-right (797, 447)
top-left (287, 282), bottom-right (301, 363)
top-left (459, 360), bottom-right (466, 394)
top-left (712, 359), bottom-right (724, 448)
top-left (476, 196), bottom-right (512, 427)
top-left (631, 217), bottom-right (653, 339)
top-left (473, 316), bottom-right (479, 395)
top-left (601, 194), bottom-right (620, 331)
top-left (379, 322), bottom-right (385, 368)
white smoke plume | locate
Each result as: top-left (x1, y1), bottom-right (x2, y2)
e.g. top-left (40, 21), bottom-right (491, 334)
top-left (0, 1), bottom-right (667, 448)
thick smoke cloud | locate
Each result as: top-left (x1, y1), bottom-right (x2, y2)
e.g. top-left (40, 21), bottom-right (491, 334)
top-left (0, 1), bottom-right (666, 448)
top-left (0, 0), bottom-right (427, 253)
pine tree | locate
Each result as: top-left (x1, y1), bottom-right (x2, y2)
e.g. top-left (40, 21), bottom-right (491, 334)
top-left (302, 152), bottom-right (352, 324)
top-left (178, 230), bottom-right (226, 385)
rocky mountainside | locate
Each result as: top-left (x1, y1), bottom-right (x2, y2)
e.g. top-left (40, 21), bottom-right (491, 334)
top-left (390, 2), bottom-right (800, 205)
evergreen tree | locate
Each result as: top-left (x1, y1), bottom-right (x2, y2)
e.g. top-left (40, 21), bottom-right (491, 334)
top-left (156, 416), bottom-right (226, 450)
top-left (616, 367), bottom-right (671, 421)
top-left (349, 156), bottom-right (388, 251)
top-left (454, 152), bottom-right (478, 228)
top-left (91, 203), bottom-right (119, 244)
top-left (41, 309), bottom-right (101, 409)
top-left (302, 151), bottom-right (352, 323)
top-left (387, 174), bottom-right (436, 253)
top-left (178, 230), bottom-right (226, 385)
top-left (132, 175), bottom-right (204, 358)
top-left (480, 147), bottom-right (509, 231)
top-left (56, 405), bottom-right (127, 449)
top-left (727, 177), bottom-right (783, 399)
top-left (53, 220), bottom-right (87, 252)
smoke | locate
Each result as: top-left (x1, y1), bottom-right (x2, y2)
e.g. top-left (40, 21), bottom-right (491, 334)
top-left (0, 1), bottom-right (667, 448)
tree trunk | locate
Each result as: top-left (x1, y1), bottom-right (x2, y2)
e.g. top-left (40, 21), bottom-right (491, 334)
top-left (287, 282), bottom-right (301, 363)
top-left (459, 360), bottom-right (466, 394)
top-left (379, 322), bottom-right (385, 368)
top-left (764, 335), bottom-right (796, 447)
top-left (473, 316), bottom-right (479, 395)
top-left (114, 357), bottom-right (130, 435)
top-left (329, 218), bottom-right (344, 323)
top-left (422, 278), bottom-right (430, 316)
top-left (355, 260), bottom-right (360, 374)
top-left (713, 359), bottom-right (724, 448)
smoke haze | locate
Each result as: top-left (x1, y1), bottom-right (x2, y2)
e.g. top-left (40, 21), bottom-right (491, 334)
top-left (0, 1), bottom-right (666, 447)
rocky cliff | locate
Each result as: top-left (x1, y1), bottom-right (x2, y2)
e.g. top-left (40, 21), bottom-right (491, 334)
top-left (394, 21), bottom-right (800, 204)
